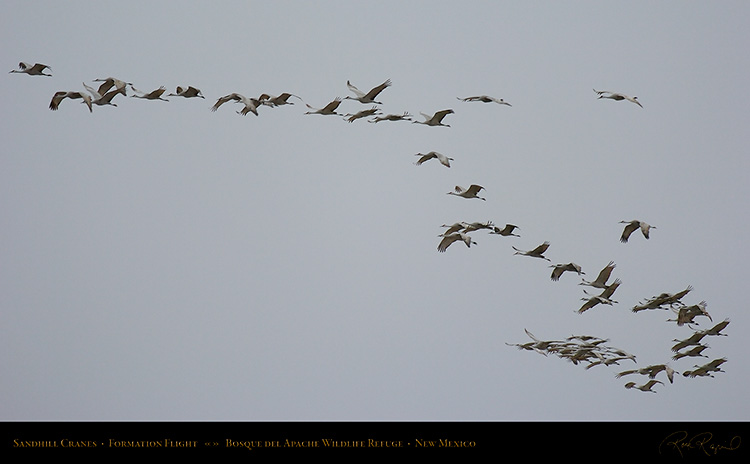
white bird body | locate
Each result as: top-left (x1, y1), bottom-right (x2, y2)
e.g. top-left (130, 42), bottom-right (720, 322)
top-left (593, 89), bottom-right (643, 108)
top-left (304, 97), bottom-right (343, 115)
top-left (345, 79), bottom-right (391, 104)
top-left (93, 77), bottom-right (132, 96)
top-left (82, 82), bottom-right (126, 107)
top-left (368, 112), bottom-right (412, 123)
top-left (513, 241), bottom-right (551, 261)
top-left (413, 109), bottom-right (454, 127)
top-left (620, 219), bottom-right (655, 242)
top-left (624, 380), bottom-right (663, 392)
top-left (211, 93), bottom-right (261, 116)
top-left (168, 86), bottom-right (205, 98)
top-left (415, 151), bottom-right (453, 168)
top-left (49, 91), bottom-right (93, 112)
top-left (10, 62), bottom-right (51, 76)
top-left (130, 85), bottom-right (169, 101)
top-left (457, 95), bottom-right (511, 106)
top-left (447, 184), bottom-right (486, 200)
top-left (437, 232), bottom-right (477, 252)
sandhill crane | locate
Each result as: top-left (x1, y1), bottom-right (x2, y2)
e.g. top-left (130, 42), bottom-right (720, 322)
top-left (440, 222), bottom-right (468, 236)
top-left (672, 344), bottom-right (710, 360)
top-left (413, 109), bottom-right (454, 127)
top-left (415, 151), bottom-right (453, 168)
top-left (457, 95), bottom-right (511, 106)
top-left (620, 220), bottom-right (655, 243)
top-left (513, 241), bottom-right (551, 261)
top-left (593, 89), bottom-right (643, 108)
top-left (671, 332), bottom-right (708, 352)
top-left (49, 91), bottom-right (93, 113)
top-left (368, 112), bottom-right (412, 123)
top-left (258, 92), bottom-right (301, 107)
top-left (580, 261), bottom-right (616, 289)
top-left (624, 380), bottom-right (663, 392)
top-left (10, 62), bottom-right (51, 76)
top-left (668, 301), bottom-right (711, 326)
top-left (129, 85), bottom-right (169, 101)
top-left (82, 82), bottom-right (126, 107)
top-left (699, 357), bottom-right (728, 373)
top-left (437, 232), bottom-right (477, 252)
top-left (699, 319), bottom-right (730, 337)
top-left (632, 285), bottom-right (693, 312)
top-left (92, 77), bottom-right (132, 96)
top-left (304, 97), bottom-right (343, 116)
top-left (578, 279), bottom-right (621, 313)
top-left (211, 93), bottom-right (261, 116)
top-left (683, 358), bottom-right (727, 378)
top-left (168, 86), bottom-right (205, 98)
top-left (447, 184), bottom-right (486, 200)
top-left (550, 262), bottom-right (584, 281)
top-left (343, 106), bottom-right (381, 123)
top-left (489, 224), bottom-right (520, 237)
top-left (345, 79), bottom-right (391, 104)
top-left (616, 364), bottom-right (677, 383)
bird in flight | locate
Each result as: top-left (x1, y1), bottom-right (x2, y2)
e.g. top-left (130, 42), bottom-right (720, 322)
top-left (447, 184), bottom-right (486, 200)
top-left (415, 151), bottom-right (453, 168)
top-left (457, 95), bottom-right (511, 106)
top-left (345, 79), bottom-right (392, 104)
top-left (593, 89), bottom-right (643, 108)
top-left (10, 62), bottom-right (51, 76)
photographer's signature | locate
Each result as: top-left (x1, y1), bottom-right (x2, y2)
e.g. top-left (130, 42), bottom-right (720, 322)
top-left (659, 431), bottom-right (741, 457)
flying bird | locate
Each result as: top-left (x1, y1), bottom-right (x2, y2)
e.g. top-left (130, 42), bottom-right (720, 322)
top-left (580, 261), bottom-right (616, 288)
top-left (258, 92), bottom-right (301, 107)
top-left (671, 332), bottom-right (708, 352)
top-left (513, 241), bottom-right (551, 261)
top-left (672, 344), bottom-right (710, 360)
top-left (343, 106), bottom-right (381, 123)
top-left (624, 380), bottom-right (663, 393)
top-left (616, 364), bottom-right (677, 384)
top-left (698, 319), bottom-right (730, 337)
top-left (167, 86), bottom-right (205, 98)
top-left (447, 184), bottom-right (486, 200)
top-left (49, 91), bottom-right (93, 112)
top-left (211, 93), bottom-right (261, 116)
top-left (457, 95), bottom-right (511, 106)
top-left (620, 220), bottom-right (656, 243)
top-left (344, 79), bottom-right (391, 104)
top-left (593, 89), bottom-right (643, 108)
top-left (92, 77), bottom-right (133, 96)
top-left (578, 279), bottom-right (621, 313)
top-left (368, 112), bottom-right (412, 123)
top-left (413, 109), bottom-right (454, 127)
top-left (10, 62), bottom-right (51, 76)
top-left (632, 285), bottom-right (693, 312)
top-left (437, 232), bottom-right (477, 252)
top-left (82, 82), bottom-right (126, 107)
top-left (129, 85), bottom-right (169, 101)
top-left (668, 301), bottom-right (712, 326)
top-left (550, 263), bottom-right (584, 281)
top-left (304, 97), bottom-right (343, 116)
top-left (489, 224), bottom-right (520, 237)
top-left (415, 151), bottom-right (453, 168)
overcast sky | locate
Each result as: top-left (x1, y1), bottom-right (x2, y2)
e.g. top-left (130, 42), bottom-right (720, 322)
top-left (2, 1), bottom-right (748, 421)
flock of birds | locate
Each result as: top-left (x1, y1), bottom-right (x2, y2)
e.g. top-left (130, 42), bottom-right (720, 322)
top-left (12, 59), bottom-right (729, 395)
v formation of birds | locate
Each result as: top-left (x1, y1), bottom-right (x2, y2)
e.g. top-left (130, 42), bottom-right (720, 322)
top-left (12, 60), bottom-right (729, 394)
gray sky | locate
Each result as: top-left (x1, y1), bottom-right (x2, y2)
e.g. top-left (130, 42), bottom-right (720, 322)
top-left (2, 1), bottom-right (748, 421)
